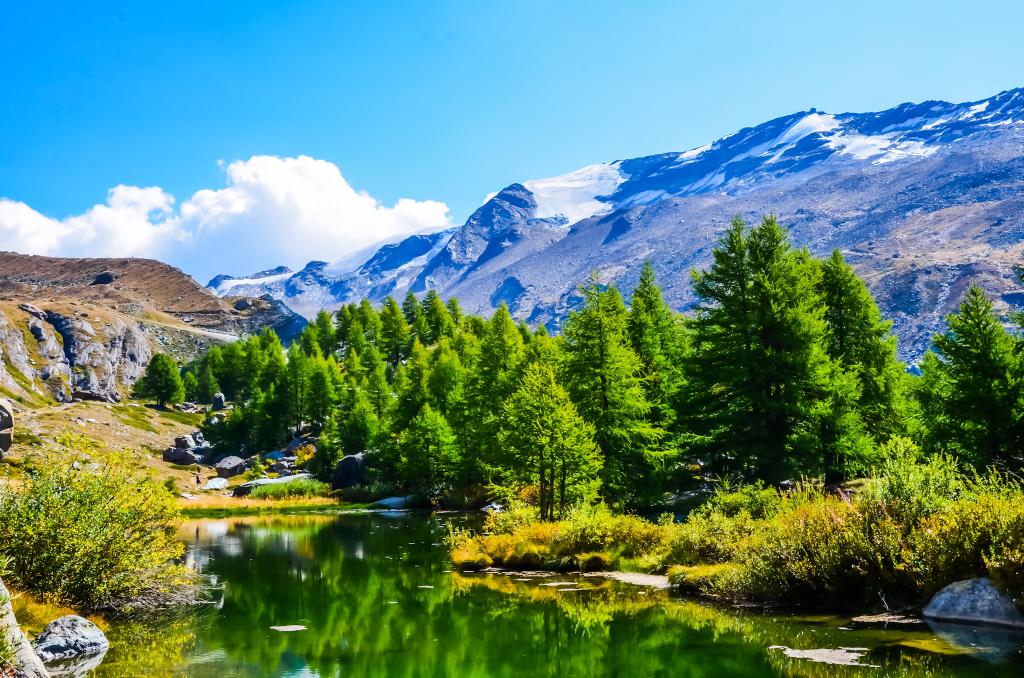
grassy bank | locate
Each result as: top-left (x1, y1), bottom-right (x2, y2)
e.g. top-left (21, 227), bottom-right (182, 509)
top-left (449, 446), bottom-right (1024, 610)
top-left (177, 495), bottom-right (344, 517)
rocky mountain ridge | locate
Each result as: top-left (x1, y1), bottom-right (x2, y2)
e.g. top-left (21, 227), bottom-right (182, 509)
top-left (207, 86), bottom-right (1022, 358)
top-left (0, 252), bottom-right (306, 404)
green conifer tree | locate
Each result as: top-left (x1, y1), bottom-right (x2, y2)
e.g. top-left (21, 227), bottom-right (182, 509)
top-left (499, 363), bottom-right (602, 519)
top-left (686, 217), bottom-right (859, 482)
top-left (561, 276), bottom-right (663, 505)
top-left (380, 296), bottom-right (411, 364)
top-left (134, 353), bottom-right (185, 407)
top-left (819, 250), bottom-right (908, 441)
top-left (919, 284), bottom-right (1022, 466)
top-left (400, 404), bottom-right (460, 502)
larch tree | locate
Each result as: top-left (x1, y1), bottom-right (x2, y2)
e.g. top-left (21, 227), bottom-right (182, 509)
top-left (499, 363), bottom-right (602, 519)
top-left (919, 283), bottom-right (1022, 467)
top-left (380, 296), bottom-right (411, 365)
top-left (819, 249), bottom-right (908, 442)
top-left (561, 275), bottom-right (662, 505)
top-left (134, 353), bottom-right (185, 408)
top-left (686, 216), bottom-right (864, 482)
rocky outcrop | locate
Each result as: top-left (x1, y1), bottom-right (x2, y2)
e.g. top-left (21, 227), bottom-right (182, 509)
top-left (0, 578), bottom-right (48, 678)
top-left (0, 310), bottom-right (39, 398)
top-left (0, 398), bottom-right (12, 456)
top-left (0, 303), bottom-right (155, 404)
top-left (44, 311), bottom-right (151, 403)
top-left (923, 577), bottom-right (1024, 629)
top-left (30, 615), bottom-right (109, 663)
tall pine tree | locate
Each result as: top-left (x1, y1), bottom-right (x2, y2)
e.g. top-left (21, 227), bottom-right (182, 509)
top-left (561, 276), bottom-right (662, 505)
top-left (919, 284), bottom-right (1022, 467)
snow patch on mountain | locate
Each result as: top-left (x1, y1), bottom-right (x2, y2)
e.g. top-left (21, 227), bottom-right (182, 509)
top-left (210, 269), bottom-right (292, 295)
top-left (522, 162), bottom-right (625, 223)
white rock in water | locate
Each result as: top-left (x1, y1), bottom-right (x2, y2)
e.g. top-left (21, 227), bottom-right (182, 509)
top-left (270, 625), bottom-right (307, 632)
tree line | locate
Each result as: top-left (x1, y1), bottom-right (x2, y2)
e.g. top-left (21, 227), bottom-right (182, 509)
top-left (137, 215), bottom-right (1024, 512)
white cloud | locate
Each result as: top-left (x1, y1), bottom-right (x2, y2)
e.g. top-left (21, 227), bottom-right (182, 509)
top-left (0, 185), bottom-right (182, 258)
top-left (0, 155), bottom-right (452, 283)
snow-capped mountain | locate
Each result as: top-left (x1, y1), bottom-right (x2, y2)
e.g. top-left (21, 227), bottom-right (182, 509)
top-left (209, 230), bottom-right (454, 318)
top-left (210, 87), bottom-right (1024, 359)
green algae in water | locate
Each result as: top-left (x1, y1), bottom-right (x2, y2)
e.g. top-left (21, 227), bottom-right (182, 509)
top-left (89, 513), bottom-right (1024, 677)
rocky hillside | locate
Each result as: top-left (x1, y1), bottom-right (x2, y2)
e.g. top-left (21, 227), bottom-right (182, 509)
top-left (0, 252), bottom-right (306, 404)
top-left (211, 87), bottom-right (1024, 361)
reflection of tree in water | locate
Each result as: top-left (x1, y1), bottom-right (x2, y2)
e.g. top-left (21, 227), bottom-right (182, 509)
top-left (455, 574), bottom-right (1024, 678)
top-left (95, 515), bottom-right (1024, 678)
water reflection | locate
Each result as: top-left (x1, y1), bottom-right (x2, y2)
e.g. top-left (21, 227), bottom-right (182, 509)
top-left (87, 513), bottom-right (1024, 677)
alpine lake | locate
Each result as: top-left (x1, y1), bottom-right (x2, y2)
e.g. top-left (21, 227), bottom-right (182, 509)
top-left (76, 511), bottom-right (1024, 677)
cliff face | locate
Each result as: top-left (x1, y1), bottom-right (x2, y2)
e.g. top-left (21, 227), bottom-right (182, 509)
top-left (0, 253), bottom-right (307, 405)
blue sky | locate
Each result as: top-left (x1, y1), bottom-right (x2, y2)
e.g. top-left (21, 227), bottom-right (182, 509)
top-left (2, 0), bottom-right (1022, 281)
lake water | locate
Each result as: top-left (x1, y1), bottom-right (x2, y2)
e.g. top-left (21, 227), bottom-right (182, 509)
top-left (89, 512), bottom-right (1024, 677)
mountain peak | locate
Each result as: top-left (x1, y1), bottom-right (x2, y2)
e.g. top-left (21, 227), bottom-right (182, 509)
top-left (209, 85), bottom-right (1024, 360)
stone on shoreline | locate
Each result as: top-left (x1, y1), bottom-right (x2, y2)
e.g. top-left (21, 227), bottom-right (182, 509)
top-left (31, 615), bottom-right (109, 662)
top-left (923, 577), bottom-right (1024, 629)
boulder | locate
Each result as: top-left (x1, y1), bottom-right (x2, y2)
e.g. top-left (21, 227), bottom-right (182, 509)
top-left (31, 615), bottom-right (109, 662)
top-left (174, 435), bottom-right (196, 450)
top-left (203, 477), bottom-right (229, 491)
top-left (268, 461), bottom-right (293, 474)
top-left (923, 577), bottom-right (1024, 629)
top-left (163, 447), bottom-right (201, 465)
top-left (371, 495), bottom-right (414, 509)
top-left (192, 430), bottom-right (205, 444)
top-left (90, 271), bottom-right (116, 285)
top-left (216, 456), bottom-right (247, 478)
top-left (233, 472), bottom-right (315, 497)
top-left (0, 397), bottom-right (13, 455)
top-left (265, 450), bottom-right (285, 462)
top-left (212, 392), bottom-right (226, 411)
top-left (331, 452), bottom-right (365, 490)
top-left (285, 436), bottom-right (311, 452)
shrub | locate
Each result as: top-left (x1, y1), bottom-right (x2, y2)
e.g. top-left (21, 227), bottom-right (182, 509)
top-left (0, 433), bottom-right (198, 613)
top-left (249, 478), bottom-right (331, 500)
top-left (449, 455), bottom-right (1024, 608)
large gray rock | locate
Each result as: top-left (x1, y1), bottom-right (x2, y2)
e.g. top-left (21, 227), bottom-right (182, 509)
top-left (371, 495), bottom-right (414, 509)
top-left (174, 435), bottom-right (196, 450)
top-left (212, 392), bottom-right (226, 410)
top-left (31, 615), bottom-right (109, 662)
top-left (216, 455), bottom-right (247, 478)
top-left (923, 577), bottom-right (1024, 629)
top-left (0, 397), bottom-right (13, 455)
top-left (203, 477), bottom-right (228, 491)
top-left (233, 472), bottom-right (315, 497)
top-left (163, 447), bottom-right (201, 465)
top-left (45, 310), bottom-right (151, 403)
top-left (331, 452), bottom-right (365, 490)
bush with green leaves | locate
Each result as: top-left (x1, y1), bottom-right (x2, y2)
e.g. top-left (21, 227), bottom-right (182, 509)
top-left (0, 433), bottom-right (198, 613)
